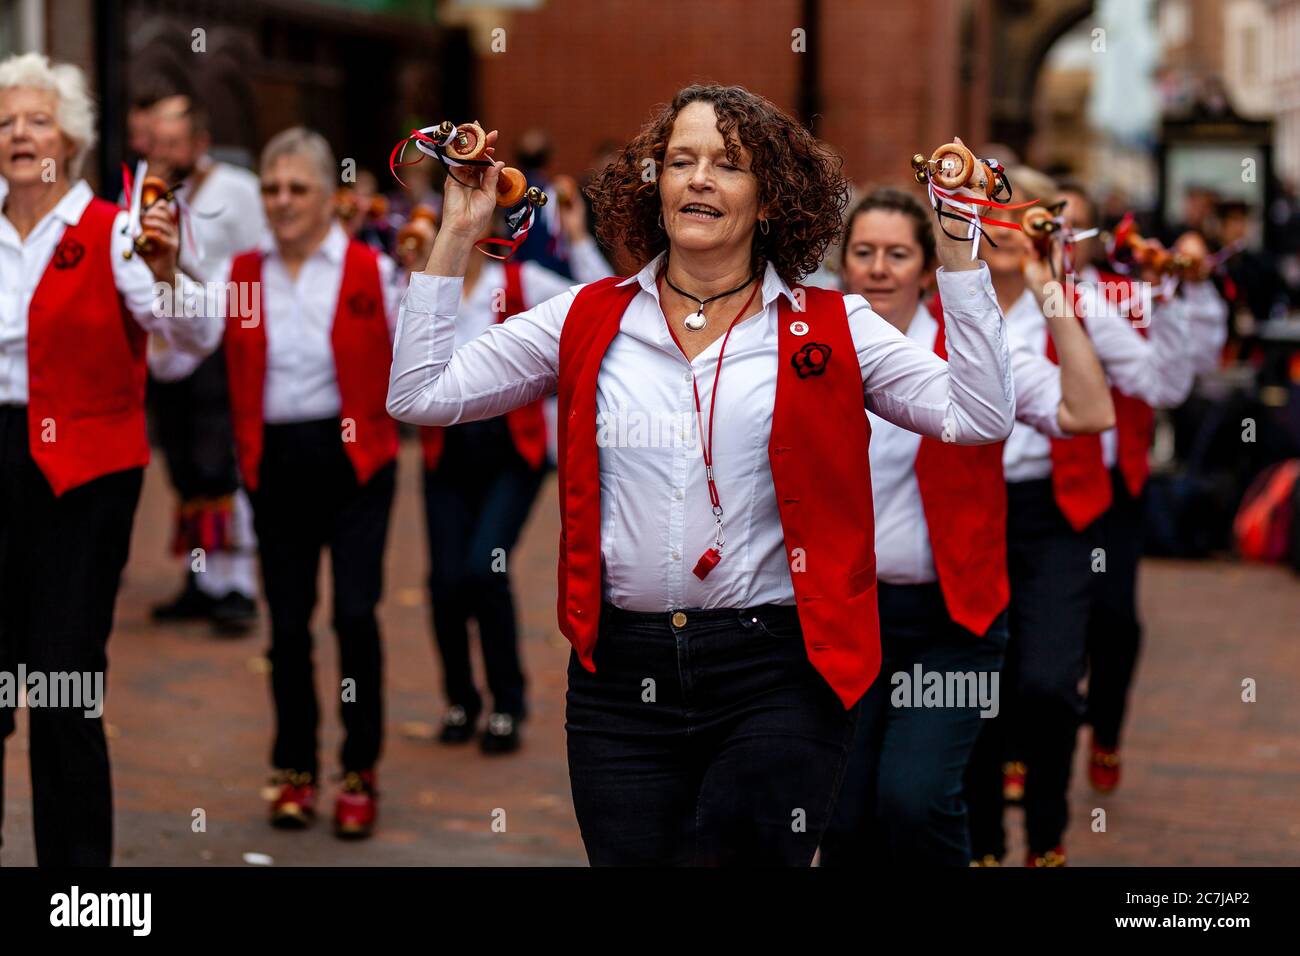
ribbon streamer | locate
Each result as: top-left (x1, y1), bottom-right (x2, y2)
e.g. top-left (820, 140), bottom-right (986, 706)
top-left (925, 161), bottom-right (1039, 260)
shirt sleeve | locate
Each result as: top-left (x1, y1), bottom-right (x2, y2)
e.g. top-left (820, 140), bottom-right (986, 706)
top-left (111, 210), bottom-right (224, 357)
top-left (1181, 279), bottom-right (1229, 376)
top-left (386, 271), bottom-right (571, 425)
top-left (851, 261), bottom-right (1015, 444)
top-left (1007, 326), bottom-right (1067, 438)
top-left (567, 236), bottom-right (616, 284)
top-left (1079, 286), bottom-right (1194, 408)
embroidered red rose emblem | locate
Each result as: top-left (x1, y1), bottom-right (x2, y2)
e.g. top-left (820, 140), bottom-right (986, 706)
top-left (52, 238), bottom-right (85, 270)
top-left (347, 292), bottom-right (377, 317)
top-left (791, 342), bottom-right (831, 378)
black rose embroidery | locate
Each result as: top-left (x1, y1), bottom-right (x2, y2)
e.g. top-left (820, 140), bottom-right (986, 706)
top-left (52, 238), bottom-right (85, 270)
top-left (347, 292), bottom-right (377, 318)
top-left (791, 342), bottom-right (831, 378)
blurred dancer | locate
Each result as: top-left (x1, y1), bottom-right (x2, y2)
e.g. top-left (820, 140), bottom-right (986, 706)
top-left (820, 187), bottom-right (1113, 866)
top-left (399, 186), bottom-right (612, 754)
top-left (965, 168), bottom-right (1197, 867)
top-left (1059, 183), bottom-right (1228, 793)
top-left (0, 53), bottom-right (219, 864)
top-left (146, 92), bottom-right (265, 634)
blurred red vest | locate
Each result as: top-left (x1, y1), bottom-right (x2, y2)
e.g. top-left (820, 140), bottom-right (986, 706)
top-left (224, 240), bottom-right (398, 491)
top-left (419, 260), bottom-right (548, 471)
top-left (914, 295), bottom-right (1009, 636)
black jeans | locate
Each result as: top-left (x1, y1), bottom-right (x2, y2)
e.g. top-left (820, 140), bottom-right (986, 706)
top-left (565, 602), bottom-right (857, 866)
top-left (0, 406), bottom-right (142, 865)
top-left (422, 418), bottom-right (545, 719)
top-left (966, 477), bottom-right (1099, 858)
top-left (249, 419), bottom-right (395, 778)
top-left (820, 582), bottom-right (1008, 866)
top-left (1085, 468), bottom-right (1144, 749)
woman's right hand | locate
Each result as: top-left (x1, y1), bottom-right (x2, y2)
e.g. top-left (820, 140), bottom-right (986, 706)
top-left (437, 128), bottom-right (501, 238)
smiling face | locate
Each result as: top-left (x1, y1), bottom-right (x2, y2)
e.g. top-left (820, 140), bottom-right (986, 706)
top-left (261, 152), bottom-right (333, 250)
top-left (842, 209), bottom-right (932, 326)
top-left (0, 86), bottom-right (73, 187)
top-left (659, 100), bottom-right (763, 260)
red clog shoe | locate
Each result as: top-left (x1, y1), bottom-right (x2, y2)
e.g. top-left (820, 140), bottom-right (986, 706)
top-left (333, 770), bottom-right (378, 839)
top-left (269, 770), bottom-right (316, 829)
top-left (1089, 738), bottom-right (1121, 793)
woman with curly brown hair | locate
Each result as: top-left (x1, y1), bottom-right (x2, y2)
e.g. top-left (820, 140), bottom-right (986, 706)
top-left (388, 84), bottom-right (1015, 866)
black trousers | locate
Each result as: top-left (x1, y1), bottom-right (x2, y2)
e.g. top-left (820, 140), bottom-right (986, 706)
top-left (820, 582), bottom-right (1008, 866)
top-left (148, 349), bottom-right (240, 499)
top-left (422, 418), bottom-right (545, 719)
top-left (0, 406), bottom-right (142, 865)
top-left (966, 477), bottom-right (1099, 858)
top-left (248, 419), bottom-right (395, 778)
top-left (565, 602), bottom-right (857, 866)
top-left (1085, 469), bottom-right (1145, 749)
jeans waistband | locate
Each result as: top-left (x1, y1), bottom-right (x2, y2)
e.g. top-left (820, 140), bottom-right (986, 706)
top-left (600, 601), bottom-right (800, 630)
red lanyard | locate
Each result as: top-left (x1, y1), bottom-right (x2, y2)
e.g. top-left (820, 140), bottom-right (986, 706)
top-left (660, 275), bottom-right (762, 580)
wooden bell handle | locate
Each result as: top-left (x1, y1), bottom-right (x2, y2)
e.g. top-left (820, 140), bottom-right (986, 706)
top-left (134, 176), bottom-right (173, 255)
top-left (496, 166), bottom-right (528, 207)
top-left (398, 204), bottom-right (439, 253)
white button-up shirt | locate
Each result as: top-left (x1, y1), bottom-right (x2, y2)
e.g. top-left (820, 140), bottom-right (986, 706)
top-left (872, 300), bottom-right (1067, 585)
top-left (0, 180), bottom-right (221, 404)
top-left (388, 253), bottom-right (1014, 611)
top-left (155, 225), bottom-right (404, 415)
top-left (1001, 281), bottom-right (1197, 482)
top-left (175, 160), bottom-right (268, 283)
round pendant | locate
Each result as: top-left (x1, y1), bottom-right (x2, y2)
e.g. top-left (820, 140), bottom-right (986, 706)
top-left (683, 310), bottom-right (707, 332)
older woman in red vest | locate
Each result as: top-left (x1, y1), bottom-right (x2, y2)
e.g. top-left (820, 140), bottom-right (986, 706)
top-left (819, 187), bottom-right (1114, 867)
top-left (405, 206), bottom-right (612, 754)
top-left (964, 167), bottom-right (1196, 867)
top-left (222, 128), bottom-right (402, 839)
top-left (389, 85), bottom-right (1016, 866)
top-left (0, 53), bottom-right (219, 865)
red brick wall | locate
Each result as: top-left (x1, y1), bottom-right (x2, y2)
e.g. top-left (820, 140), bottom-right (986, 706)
top-left (474, 0), bottom-right (982, 192)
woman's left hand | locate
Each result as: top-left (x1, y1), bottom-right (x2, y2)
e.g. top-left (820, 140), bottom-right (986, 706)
top-left (140, 202), bottom-right (180, 282)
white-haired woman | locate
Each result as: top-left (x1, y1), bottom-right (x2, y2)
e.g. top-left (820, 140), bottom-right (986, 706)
top-left (218, 127), bottom-right (403, 840)
top-left (0, 52), bottom-right (219, 865)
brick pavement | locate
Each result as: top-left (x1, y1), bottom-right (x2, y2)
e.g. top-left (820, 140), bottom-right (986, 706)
top-left (3, 441), bottom-right (1298, 865)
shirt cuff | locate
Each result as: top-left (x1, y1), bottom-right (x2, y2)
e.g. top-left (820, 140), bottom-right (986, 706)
top-left (934, 261), bottom-right (998, 313)
top-left (403, 272), bottom-right (464, 316)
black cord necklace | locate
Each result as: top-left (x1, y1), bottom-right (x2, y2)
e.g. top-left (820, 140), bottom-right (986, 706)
top-left (663, 261), bottom-right (763, 331)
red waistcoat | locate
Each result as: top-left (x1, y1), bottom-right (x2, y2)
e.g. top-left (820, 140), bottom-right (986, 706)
top-left (224, 239), bottom-right (398, 491)
top-left (1045, 287), bottom-right (1113, 531)
top-left (914, 296), bottom-right (1009, 636)
top-left (557, 276), bottom-right (879, 710)
top-left (419, 260), bottom-right (548, 471)
top-left (1096, 269), bottom-right (1153, 498)
top-left (26, 197), bottom-right (148, 496)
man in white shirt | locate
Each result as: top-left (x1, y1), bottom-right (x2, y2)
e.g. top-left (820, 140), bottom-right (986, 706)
top-left (144, 93), bottom-right (266, 634)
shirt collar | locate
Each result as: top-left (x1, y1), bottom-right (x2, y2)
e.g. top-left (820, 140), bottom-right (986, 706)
top-left (618, 251), bottom-right (799, 308)
top-left (260, 221), bottom-right (348, 262)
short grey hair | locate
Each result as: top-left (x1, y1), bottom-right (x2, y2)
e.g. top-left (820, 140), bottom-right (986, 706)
top-left (0, 52), bottom-right (97, 179)
top-left (260, 126), bottom-right (335, 192)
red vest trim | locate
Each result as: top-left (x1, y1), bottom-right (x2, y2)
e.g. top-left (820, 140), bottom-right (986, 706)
top-left (27, 197), bottom-right (148, 497)
top-left (914, 296), bottom-right (1009, 636)
top-left (557, 276), bottom-right (879, 709)
top-left (1097, 270), bottom-right (1153, 497)
top-left (420, 261), bottom-right (548, 471)
top-left (1044, 288), bottom-right (1113, 531)
top-left (224, 239), bottom-right (399, 492)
